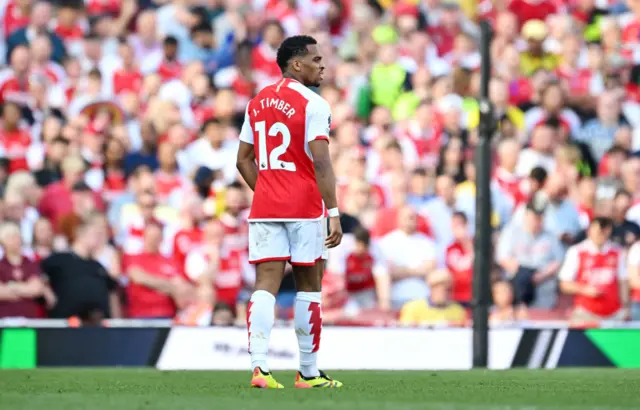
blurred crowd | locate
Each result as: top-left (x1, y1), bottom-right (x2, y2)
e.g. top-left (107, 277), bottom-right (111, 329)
top-left (2, 0), bottom-right (640, 327)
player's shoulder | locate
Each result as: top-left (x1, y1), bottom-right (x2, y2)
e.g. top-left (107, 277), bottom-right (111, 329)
top-left (286, 81), bottom-right (330, 113)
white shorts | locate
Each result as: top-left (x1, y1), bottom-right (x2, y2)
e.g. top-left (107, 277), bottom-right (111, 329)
top-left (248, 220), bottom-right (323, 266)
top-left (321, 217), bottom-right (328, 260)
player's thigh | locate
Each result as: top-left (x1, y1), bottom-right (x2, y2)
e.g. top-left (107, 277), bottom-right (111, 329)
top-left (248, 222), bottom-right (289, 293)
top-left (285, 220), bottom-right (323, 266)
top-left (248, 222), bottom-right (290, 263)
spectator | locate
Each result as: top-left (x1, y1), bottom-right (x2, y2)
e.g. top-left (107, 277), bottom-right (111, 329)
top-left (519, 20), bottom-right (558, 76)
top-left (92, 214), bottom-right (120, 280)
top-left (497, 197), bottom-right (564, 308)
top-left (378, 205), bottom-right (436, 309)
top-left (399, 269), bottom-right (466, 326)
top-left (179, 118), bottom-right (238, 183)
top-left (3, 190), bottom-right (36, 246)
top-left (107, 165), bottom-right (153, 230)
top-left (516, 124), bottom-right (556, 177)
top-left (57, 181), bottom-right (98, 244)
top-left (123, 222), bottom-right (190, 319)
top-left (419, 174), bottom-right (457, 250)
top-left (490, 280), bottom-right (528, 325)
top-left (186, 218), bottom-right (251, 315)
top-left (6, 2), bottom-right (66, 63)
top-left (41, 217), bottom-right (121, 322)
top-left (578, 92), bottom-right (627, 162)
top-left (510, 172), bottom-right (583, 247)
top-left (0, 222), bottom-right (44, 318)
top-left (576, 189), bottom-right (640, 247)
top-left (0, 101), bottom-right (31, 173)
top-left (38, 155), bottom-right (102, 227)
top-left (29, 217), bottom-right (55, 261)
top-left (559, 217), bottom-right (628, 323)
top-left (629, 240), bottom-right (640, 320)
top-left (494, 138), bottom-right (527, 209)
top-left (32, 136), bottom-right (69, 187)
top-left (335, 226), bottom-right (390, 316)
top-left (445, 212), bottom-right (474, 306)
top-left (218, 182), bottom-right (249, 252)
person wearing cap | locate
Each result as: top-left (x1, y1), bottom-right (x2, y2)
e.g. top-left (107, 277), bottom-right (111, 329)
top-left (399, 269), bottom-right (466, 326)
top-left (520, 19), bottom-right (559, 76)
top-left (496, 195), bottom-right (564, 308)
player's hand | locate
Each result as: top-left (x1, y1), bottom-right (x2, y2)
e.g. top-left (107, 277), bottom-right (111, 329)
top-left (581, 285), bottom-right (602, 298)
top-left (325, 216), bottom-right (342, 248)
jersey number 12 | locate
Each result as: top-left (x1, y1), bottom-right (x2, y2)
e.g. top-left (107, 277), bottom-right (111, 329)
top-left (255, 121), bottom-right (296, 172)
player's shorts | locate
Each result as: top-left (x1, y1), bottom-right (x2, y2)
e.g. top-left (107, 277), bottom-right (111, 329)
top-left (321, 217), bottom-right (328, 261)
top-left (248, 220), bottom-right (323, 266)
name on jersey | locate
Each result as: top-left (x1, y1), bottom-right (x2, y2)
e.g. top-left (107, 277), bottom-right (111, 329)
top-left (258, 98), bottom-right (296, 118)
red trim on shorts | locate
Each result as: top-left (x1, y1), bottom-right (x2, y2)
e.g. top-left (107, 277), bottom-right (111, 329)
top-left (249, 256), bottom-right (290, 265)
top-left (290, 256), bottom-right (323, 267)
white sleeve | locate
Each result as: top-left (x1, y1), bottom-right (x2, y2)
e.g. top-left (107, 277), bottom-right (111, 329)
top-left (370, 242), bottom-right (389, 277)
top-left (184, 250), bottom-right (207, 281)
top-left (239, 106), bottom-right (254, 145)
top-left (619, 250), bottom-right (628, 280)
top-left (306, 97), bottom-right (331, 143)
top-left (628, 242), bottom-right (640, 266)
top-left (420, 237), bottom-right (437, 264)
top-left (558, 245), bottom-right (580, 282)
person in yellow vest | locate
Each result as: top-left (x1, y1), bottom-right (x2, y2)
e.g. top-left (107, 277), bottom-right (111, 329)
top-left (399, 269), bottom-right (467, 326)
top-left (369, 44), bottom-right (410, 109)
top-left (520, 19), bottom-right (559, 76)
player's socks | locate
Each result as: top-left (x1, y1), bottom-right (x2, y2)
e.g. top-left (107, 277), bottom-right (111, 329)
top-left (247, 290), bottom-right (276, 372)
top-left (294, 291), bottom-right (322, 378)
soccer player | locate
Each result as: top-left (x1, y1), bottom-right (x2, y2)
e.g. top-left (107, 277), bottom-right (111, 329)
top-left (236, 35), bottom-right (343, 389)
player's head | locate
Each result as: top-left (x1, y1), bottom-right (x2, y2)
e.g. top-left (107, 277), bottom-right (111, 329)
top-left (276, 35), bottom-right (325, 87)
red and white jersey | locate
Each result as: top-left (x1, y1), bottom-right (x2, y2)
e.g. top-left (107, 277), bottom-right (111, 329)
top-left (445, 241), bottom-right (474, 303)
top-left (240, 78), bottom-right (331, 221)
top-left (219, 212), bottom-right (249, 253)
top-left (493, 167), bottom-right (527, 208)
top-left (0, 127), bottom-right (31, 173)
top-left (185, 245), bottom-right (253, 306)
top-left (118, 215), bottom-right (176, 257)
top-left (252, 44), bottom-right (281, 91)
top-left (154, 170), bottom-right (184, 201)
top-left (32, 62), bottom-right (66, 85)
top-left (112, 68), bottom-right (143, 95)
top-left (172, 227), bottom-right (203, 269)
top-left (577, 204), bottom-right (594, 230)
top-left (559, 240), bottom-right (626, 317)
top-left (2, 0), bottom-right (29, 38)
top-left (627, 241), bottom-right (640, 302)
top-left (0, 69), bottom-right (31, 106)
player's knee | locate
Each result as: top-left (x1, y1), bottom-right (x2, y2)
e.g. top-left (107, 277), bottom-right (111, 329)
top-left (293, 266), bottom-right (322, 292)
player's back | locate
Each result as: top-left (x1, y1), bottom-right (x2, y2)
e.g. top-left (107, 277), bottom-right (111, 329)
top-left (244, 78), bottom-right (331, 221)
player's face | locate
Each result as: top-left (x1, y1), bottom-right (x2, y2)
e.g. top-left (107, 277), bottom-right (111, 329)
top-left (299, 44), bottom-right (325, 87)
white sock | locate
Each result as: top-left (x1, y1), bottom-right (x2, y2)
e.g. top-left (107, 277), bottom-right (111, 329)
top-left (247, 290), bottom-right (276, 372)
top-left (294, 291), bottom-right (322, 377)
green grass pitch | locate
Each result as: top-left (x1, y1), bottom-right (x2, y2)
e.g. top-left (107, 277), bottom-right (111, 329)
top-left (1, 369), bottom-right (639, 410)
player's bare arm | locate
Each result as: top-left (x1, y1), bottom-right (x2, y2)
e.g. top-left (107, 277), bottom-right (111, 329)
top-left (309, 140), bottom-right (342, 248)
top-left (236, 141), bottom-right (258, 191)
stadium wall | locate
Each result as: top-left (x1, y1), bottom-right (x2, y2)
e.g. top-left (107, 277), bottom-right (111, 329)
top-left (1, 327), bottom-right (640, 369)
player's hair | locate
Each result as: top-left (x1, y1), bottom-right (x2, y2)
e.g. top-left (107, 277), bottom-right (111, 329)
top-left (591, 216), bottom-right (613, 230)
top-left (353, 225), bottom-right (371, 246)
top-left (412, 167), bottom-right (427, 177)
top-left (606, 145), bottom-right (629, 158)
top-left (614, 188), bottom-right (631, 201)
top-left (88, 68), bottom-right (102, 80)
top-left (452, 211), bottom-right (468, 224)
top-left (226, 181), bottom-right (244, 191)
top-left (201, 118), bottom-right (221, 134)
top-left (276, 35), bottom-right (318, 73)
top-left (529, 166), bottom-right (548, 184)
top-left (163, 36), bottom-right (178, 46)
top-left (191, 22), bottom-right (213, 36)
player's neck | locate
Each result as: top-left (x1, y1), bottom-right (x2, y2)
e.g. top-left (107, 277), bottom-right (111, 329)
top-left (283, 72), bottom-right (302, 84)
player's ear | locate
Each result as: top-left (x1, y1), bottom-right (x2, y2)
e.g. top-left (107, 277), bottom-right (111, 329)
top-left (292, 59), bottom-right (302, 72)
